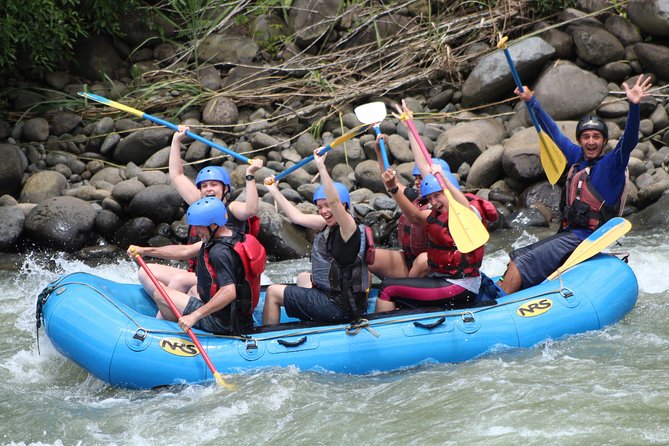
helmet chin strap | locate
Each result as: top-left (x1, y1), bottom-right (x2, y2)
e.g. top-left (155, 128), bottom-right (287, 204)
top-left (208, 223), bottom-right (220, 240)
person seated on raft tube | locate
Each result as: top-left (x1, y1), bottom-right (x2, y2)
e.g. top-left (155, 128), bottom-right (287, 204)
top-left (137, 197), bottom-right (254, 335)
top-left (497, 74), bottom-right (652, 295)
top-left (370, 133), bottom-right (461, 279)
top-left (375, 164), bottom-right (497, 312)
top-left (262, 149), bottom-right (374, 326)
top-left (128, 125), bottom-right (264, 296)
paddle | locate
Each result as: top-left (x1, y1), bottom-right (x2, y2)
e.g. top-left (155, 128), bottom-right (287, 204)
top-left (398, 110), bottom-right (489, 253)
top-left (496, 37), bottom-right (567, 185)
top-left (354, 101), bottom-right (390, 170)
top-left (79, 92), bottom-right (251, 165)
top-left (547, 217), bottom-right (631, 280)
top-left (272, 124), bottom-right (369, 182)
top-left (132, 252), bottom-right (232, 389)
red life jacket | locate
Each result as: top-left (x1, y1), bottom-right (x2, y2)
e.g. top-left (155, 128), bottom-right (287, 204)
top-left (562, 164), bottom-right (627, 230)
top-left (398, 197), bottom-right (429, 266)
top-left (425, 194), bottom-right (497, 278)
top-left (187, 215), bottom-right (261, 273)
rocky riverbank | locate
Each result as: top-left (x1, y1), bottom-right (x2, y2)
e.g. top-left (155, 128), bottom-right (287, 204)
top-left (2, 0), bottom-right (669, 264)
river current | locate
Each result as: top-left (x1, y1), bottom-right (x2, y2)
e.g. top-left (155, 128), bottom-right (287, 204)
top-left (2, 227), bottom-right (668, 445)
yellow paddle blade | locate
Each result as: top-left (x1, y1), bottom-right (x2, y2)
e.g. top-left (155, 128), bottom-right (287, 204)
top-left (78, 92), bottom-right (145, 118)
top-left (329, 124), bottom-right (369, 148)
top-left (442, 187), bottom-right (489, 254)
top-left (214, 372), bottom-right (236, 390)
top-left (547, 217), bottom-right (631, 280)
top-left (538, 130), bottom-right (567, 185)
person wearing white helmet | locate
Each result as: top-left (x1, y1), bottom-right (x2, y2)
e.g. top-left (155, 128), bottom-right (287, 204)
top-left (498, 74), bottom-right (652, 294)
top-left (128, 125), bottom-right (264, 297)
top-left (262, 148), bottom-right (374, 326)
top-left (138, 198), bottom-right (254, 334)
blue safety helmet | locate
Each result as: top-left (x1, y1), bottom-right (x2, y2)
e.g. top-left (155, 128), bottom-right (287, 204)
top-left (186, 197), bottom-right (228, 227)
top-left (420, 174), bottom-right (444, 198)
top-left (195, 166), bottom-right (231, 190)
top-left (313, 182), bottom-right (351, 208)
top-left (412, 158), bottom-right (451, 176)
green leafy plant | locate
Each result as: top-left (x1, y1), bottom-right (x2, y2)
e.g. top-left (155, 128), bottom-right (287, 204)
top-left (1, 0), bottom-right (139, 75)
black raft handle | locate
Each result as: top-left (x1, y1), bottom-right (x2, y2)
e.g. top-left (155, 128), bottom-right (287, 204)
top-left (277, 336), bottom-right (307, 348)
top-left (413, 317), bottom-right (446, 330)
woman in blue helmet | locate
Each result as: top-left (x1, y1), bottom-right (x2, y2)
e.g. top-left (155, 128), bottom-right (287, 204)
top-left (497, 74), bottom-right (651, 294)
top-left (138, 197), bottom-right (253, 334)
top-left (370, 133), bottom-right (460, 279)
top-left (128, 125), bottom-right (264, 296)
top-left (262, 148), bottom-right (373, 326)
top-left (375, 164), bottom-right (496, 312)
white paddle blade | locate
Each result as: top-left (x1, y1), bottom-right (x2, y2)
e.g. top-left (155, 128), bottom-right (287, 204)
top-left (354, 102), bottom-right (387, 124)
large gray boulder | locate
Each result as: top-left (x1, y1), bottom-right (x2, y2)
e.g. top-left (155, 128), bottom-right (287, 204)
top-left (434, 118), bottom-right (507, 171)
top-left (0, 144), bottom-right (26, 197)
top-left (517, 61), bottom-right (609, 122)
top-left (19, 170), bottom-right (68, 204)
top-left (113, 127), bottom-right (173, 164)
top-left (289, 0), bottom-right (342, 47)
top-left (128, 185), bottom-right (183, 223)
top-left (461, 37), bottom-right (555, 107)
top-left (628, 0), bottom-right (669, 37)
top-left (256, 202), bottom-right (310, 259)
top-left (0, 206), bottom-right (25, 250)
top-left (502, 127), bottom-right (545, 182)
top-left (197, 34), bottom-right (259, 64)
top-left (571, 25), bottom-right (625, 66)
top-left (24, 196), bottom-right (97, 251)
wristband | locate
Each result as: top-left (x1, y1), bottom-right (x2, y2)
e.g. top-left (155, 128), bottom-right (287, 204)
top-left (387, 186), bottom-right (399, 195)
top-left (245, 174), bottom-right (255, 181)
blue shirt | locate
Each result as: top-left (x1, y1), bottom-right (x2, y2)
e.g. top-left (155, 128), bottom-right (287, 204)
top-left (527, 96), bottom-right (640, 239)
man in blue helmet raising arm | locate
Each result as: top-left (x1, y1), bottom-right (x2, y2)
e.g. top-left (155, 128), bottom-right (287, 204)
top-left (138, 198), bottom-right (254, 335)
top-left (498, 74), bottom-right (652, 294)
top-left (128, 125), bottom-right (264, 296)
top-left (262, 148), bottom-right (374, 326)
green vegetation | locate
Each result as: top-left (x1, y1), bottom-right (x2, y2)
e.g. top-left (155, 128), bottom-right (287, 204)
top-left (1, 0), bottom-right (140, 75)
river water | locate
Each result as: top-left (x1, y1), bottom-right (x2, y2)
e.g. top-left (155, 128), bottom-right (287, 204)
top-left (2, 227), bottom-right (669, 445)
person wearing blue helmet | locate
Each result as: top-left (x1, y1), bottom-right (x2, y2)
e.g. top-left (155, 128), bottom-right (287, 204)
top-left (497, 75), bottom-right (651, 294)
top-left (371, 100), bottom-right (498, 312)
top-left (128, 125), bottom-right (265, 299)
top-left (137, 198), bottom-right (254, 335)
top-left (262, 148), bottom-right (374, 326)
top-left (369, 133), bottom-right (462, 280)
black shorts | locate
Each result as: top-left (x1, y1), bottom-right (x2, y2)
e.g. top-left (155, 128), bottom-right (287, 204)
top-left (509, 231), bottom-right (582, 289)
top-left (183, 296), bottom-right (231, 334)
top-left (283, 286), bottom-right (348, 323)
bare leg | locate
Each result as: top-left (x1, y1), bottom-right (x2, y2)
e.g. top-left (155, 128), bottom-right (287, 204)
top-left (148, 287), bottom-right (192, 321)
top-left (167, 271), bottom-right (197, 294)
top-left (408, 252), bottom-right (430, 277)
top-left (138, 264), bottom-right (184, 290)
top-left (296, 272), bottom-right (312, 288)
top-left (262, 284), bottom-right (287, 326)
top-left (368, 249), bottom-right (409, 279)
top-left (498, 260), bottom-right (521, 294)
top-left (375, 298), bottom-right (396, 312)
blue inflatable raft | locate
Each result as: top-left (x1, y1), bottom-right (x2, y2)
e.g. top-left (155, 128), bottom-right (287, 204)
top-left (36, 254), bottom-right (638, 389)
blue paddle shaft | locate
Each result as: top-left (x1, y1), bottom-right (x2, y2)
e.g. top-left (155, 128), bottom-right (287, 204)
top-left (374, 126), bottom-right (390, 170)
top-left (275, 144), bottom-right (333, 181)
top-left (501, 47), bottom-right (543, 133)
top-left (142, 114), bottom-right (250, 164)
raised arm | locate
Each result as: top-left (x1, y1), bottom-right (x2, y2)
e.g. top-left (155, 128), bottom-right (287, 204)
top-left (313, 149), bottom-right (357, 240)
top-left (168, 125), bottom-right (201, 204)
top-left (229, 158), bottom-right (264, 220)
top-left (382, 169), bottom-right (430, 226)
top-left (263, 176), bottom-right (326, 230)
